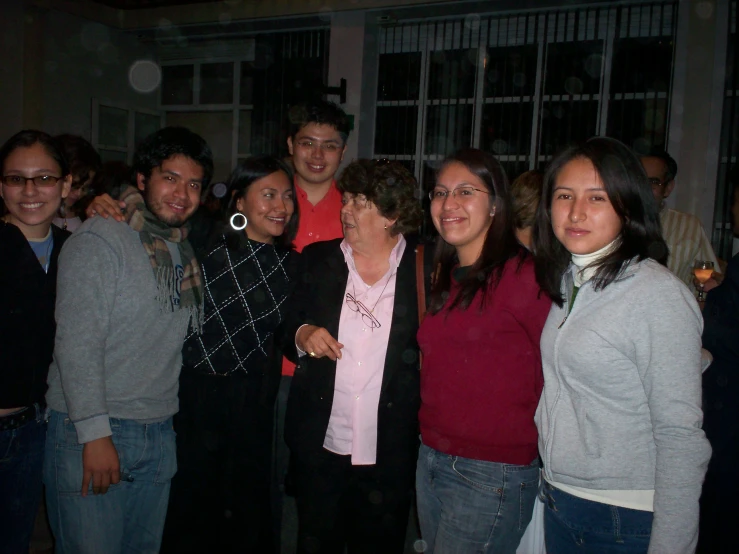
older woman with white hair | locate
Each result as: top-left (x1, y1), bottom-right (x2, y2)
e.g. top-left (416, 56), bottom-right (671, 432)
top-left (284, 158), bottom-right (426, 554)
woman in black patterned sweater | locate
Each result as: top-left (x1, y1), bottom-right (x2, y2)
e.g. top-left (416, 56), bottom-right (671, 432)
top-left (161, 156), bottom-right (300, 554)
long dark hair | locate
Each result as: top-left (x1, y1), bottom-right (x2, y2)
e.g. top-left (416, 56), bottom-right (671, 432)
top-left (533, 137), bottom-right (668, 306)
top-left (224, 155), bottom-right (298, 249)
top-left (429, 148), bottom-right (524, 314)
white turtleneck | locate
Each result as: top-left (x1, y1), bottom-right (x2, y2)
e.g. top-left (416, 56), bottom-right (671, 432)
top-left (571, 240), bottom-right (619, 287)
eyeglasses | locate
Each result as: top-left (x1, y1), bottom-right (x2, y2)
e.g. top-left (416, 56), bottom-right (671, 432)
top-left (429, 186), bottom-right (491, 201)
top-left (345, 293), bottom-right (381, 330)
top-left (295, 139), bottom-right (342, 153)
top-left (1, 175), bottom-right (62, 187)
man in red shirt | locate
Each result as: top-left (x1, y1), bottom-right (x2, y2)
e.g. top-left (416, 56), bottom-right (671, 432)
top-left (286, 101), bottom-right (349, 253)
top-left (275, 100), bottom-right (350, 549)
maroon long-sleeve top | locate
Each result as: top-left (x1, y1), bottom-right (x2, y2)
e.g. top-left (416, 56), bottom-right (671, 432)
top-left (417, 254), bottom-right (552, 464)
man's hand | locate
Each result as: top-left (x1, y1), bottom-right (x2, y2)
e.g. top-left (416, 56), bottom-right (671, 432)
top-left (82, 436), bottom-right (121, 496)
top-left (85, 193), bottom-right (126, 222)
top-left (296, 324), bottom-right (344, 361)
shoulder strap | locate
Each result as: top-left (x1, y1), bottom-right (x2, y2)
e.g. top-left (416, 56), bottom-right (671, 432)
top-left (416, 244), bottom-right (426, 324)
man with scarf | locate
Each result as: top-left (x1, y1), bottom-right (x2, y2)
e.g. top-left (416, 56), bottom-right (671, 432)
top-left (44, 127), bottom-right (213, 554)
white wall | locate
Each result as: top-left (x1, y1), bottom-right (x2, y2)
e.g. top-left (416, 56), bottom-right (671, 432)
top-left (328, 10), bottom-right (366, 169)
top-left (42, 9), bottom-right (157, 140)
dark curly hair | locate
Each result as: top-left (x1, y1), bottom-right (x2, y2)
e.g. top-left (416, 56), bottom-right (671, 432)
top-left (288, 100), bottom-right (351, 145)
top-left (337, 159), bottom-right (422, 236)
top-left (132, 126), bottom-right (213, 188)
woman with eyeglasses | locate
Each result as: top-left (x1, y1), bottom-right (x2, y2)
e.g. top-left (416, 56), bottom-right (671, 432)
top-left (0, 130), bottom-right (72, 554)
top-left (534, 138), bottom-right (710, 553)
top-left (51, 134), bottom-right (101, 232)
top-left (284, 159), bottom-right (425, 554)
top-left (415, 149), bottom-right (552, 554)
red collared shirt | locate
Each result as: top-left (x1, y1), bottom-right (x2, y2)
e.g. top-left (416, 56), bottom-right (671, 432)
top-left (293, 179), bottom-right (344, 253)
top-left (283, 178), bottom-right (344, 376)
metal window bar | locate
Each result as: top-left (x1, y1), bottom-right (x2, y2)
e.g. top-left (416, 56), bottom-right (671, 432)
top-left (375, 1), bottom-right (677, 234)
top-left (711, 0), bottom-right (738, 260)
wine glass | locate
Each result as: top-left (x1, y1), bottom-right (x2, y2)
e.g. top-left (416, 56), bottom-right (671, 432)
top-left (693, 260), bottom-right (715, 302)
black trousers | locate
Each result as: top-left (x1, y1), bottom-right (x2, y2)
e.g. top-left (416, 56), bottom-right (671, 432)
top-left (161, 372), bottom-right (276, 554)
top-left (292, 447), bottom-right (412, 554)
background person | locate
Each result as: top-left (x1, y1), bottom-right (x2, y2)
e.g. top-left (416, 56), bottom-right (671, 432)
top-left (534, 137), bottom-right (710, 554)
top-left (640, 149), bottom-right (720, 289)
top-left (284, 159), bottom-right (424, 554)
top-left (51, 134), bottom-right (101, 232)
top-left (0, 130), bottom-right (72, 554)
top-left (510, 169), bottom-right (544, 250)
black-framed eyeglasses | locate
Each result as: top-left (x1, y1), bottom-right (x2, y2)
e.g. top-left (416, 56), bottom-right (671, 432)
top-left (429, 186), bottom-right (491, 201)
top-left (1, 175), bottom-right (62, 187)
top-left (345, 293), bottom-right (381, 330)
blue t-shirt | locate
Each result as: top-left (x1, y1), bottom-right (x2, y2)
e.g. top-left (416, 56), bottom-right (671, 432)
top-left (28, 230), bottom-right (54, 273)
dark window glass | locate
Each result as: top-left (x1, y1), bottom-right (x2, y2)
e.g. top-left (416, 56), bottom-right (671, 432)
top-left (427, 49), bottom-right (478, 100)
top-left (99, 106), bottom-right (128, 148)
top-left (161, 65), bottom-right (194, 105)
top-left (200, 63), bottom-right (234, 105)
top-left (544, 40), bottom-right (603, 96)
top-left (607, 98), bottom-right (668, 154)
top-left (720, 97), bottom-right (739, 157)
top-left (539, 100), bottom-right (599, 156)
top-left (134, 112), bottom-right (160, 147)
top-left (501, 161), bottom-right (529, 184)
top-left (480, 102), bottom-right (533, 156)
top-left (610, 37), bottom-right (673, 94)
top-left (374, 106), bottom-right (418, 155)
top-left (484, 45), bottom-right (538, 97)
top-left (378, 53), bottom-right (422, 101)
top-left (424, 105), bottom-right (473, 155)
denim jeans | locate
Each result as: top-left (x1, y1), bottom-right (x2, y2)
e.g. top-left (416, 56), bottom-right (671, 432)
top-left (44, 410), bottom-right (177, 554)
top-left (0, 404), bottom-right (46, 554)
top-left (416, 443), bottom-right (540, 554)
top-left (541, 481), bottom-right (653, 554)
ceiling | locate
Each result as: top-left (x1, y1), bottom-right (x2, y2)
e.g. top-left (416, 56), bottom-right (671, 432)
top-left (90, 0), bottom-right (221, 8)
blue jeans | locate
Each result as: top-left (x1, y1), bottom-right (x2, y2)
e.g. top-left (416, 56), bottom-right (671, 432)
top-left (44, 410), bottom-right (177, 554)
top-left (541, 481), bottom-right (653, 554)
top-left (0, 404), bottom-right (46, 554)
top-left (416, 443), bottom-right (540, 554)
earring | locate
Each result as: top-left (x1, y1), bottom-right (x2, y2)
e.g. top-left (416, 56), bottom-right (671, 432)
top-left (230, 212), bottom-right (247, 231)
top-left (384, 224), bottom-right (388, 230)
top-left (490, 210), bottom-right (495, 217)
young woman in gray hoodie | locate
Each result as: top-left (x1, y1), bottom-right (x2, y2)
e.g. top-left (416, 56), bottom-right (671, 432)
top-left (532, 137), bottom-right (711, 554)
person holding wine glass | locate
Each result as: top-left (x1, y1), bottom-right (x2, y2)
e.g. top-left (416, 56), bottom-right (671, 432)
top-left (694, 260), bottom-right (715, 302)
top-left (534, 137), bottom-right (710, 554)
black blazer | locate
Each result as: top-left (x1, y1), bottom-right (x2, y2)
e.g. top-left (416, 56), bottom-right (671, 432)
top-left (284, 236), bottom-right (430, 484)
top-left (0, 221), bottom-right (70, 407)
top-left (702, 253), bottom-right (739, 455)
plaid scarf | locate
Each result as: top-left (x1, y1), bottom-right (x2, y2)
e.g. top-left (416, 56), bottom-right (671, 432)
top-left (120, 186), bottom-right (203, 333)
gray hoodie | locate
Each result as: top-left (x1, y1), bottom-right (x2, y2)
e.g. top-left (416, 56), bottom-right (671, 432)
top-left (535, 258), bottom-right (711, 554)
top-left (46, 217), bottom-right (192, 444)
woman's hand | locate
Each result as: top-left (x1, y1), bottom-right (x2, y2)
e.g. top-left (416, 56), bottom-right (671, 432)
top-left (296, 325), bottom-right (344, 361)
top-left (86, 193), bottom-right (126, 222)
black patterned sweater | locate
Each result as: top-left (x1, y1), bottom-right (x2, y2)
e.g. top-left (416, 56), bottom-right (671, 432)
top-left (182, 232), bottom-right (298, 380)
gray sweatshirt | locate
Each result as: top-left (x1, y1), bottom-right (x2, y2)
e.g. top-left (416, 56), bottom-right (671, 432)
top-left (535, 258), bottom-right (711, 554)
top-left (46, 217), bottom-right (192, 443)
